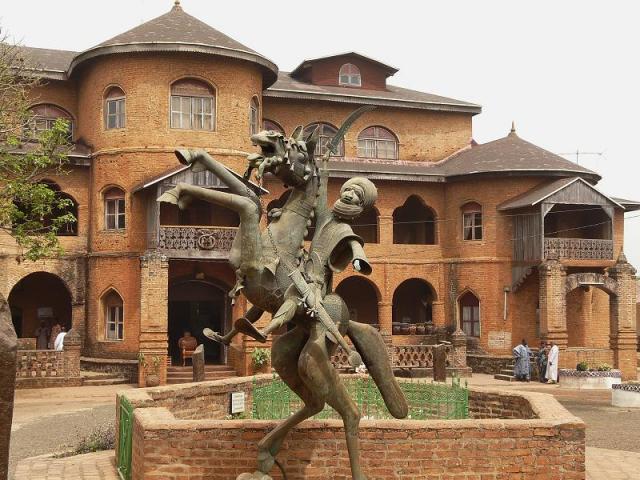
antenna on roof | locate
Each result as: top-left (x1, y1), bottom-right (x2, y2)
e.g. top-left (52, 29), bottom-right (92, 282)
top-left (557, 149), bottom-right (605, 165)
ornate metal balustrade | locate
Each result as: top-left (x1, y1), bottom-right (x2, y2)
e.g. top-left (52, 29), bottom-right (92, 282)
top-left (544, 237), bottom-right (613, 260)
top-left (158, 225), bottom-right (237, 258)
top-left (331, 344), bottom-right (453, 370)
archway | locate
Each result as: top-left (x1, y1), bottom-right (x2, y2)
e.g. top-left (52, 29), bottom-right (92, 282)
top-left (8, 272), bottom-right (72, 345)
top-left (168, 278), bottom-right (230, 364)
top-left (335, 276), bottom-right (380, 328)
top-left (351, 207), bottom-right (378, 244)
top-left (458, 291), bottom-right (480, 338)
top-left (392, 279), bottom-right (436, 331)
top-left (393, 196), bottom-right (436, 244)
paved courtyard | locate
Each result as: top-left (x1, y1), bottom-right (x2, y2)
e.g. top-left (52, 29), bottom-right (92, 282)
top-left (9, 376), bottom-right (640, 479)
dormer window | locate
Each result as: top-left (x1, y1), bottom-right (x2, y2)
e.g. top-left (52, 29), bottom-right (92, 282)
top-left (339, 63), bottom-right (361, 87)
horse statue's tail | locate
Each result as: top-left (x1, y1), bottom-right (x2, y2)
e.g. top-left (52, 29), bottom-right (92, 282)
top-left (346, 321), bottom-right (408, 419)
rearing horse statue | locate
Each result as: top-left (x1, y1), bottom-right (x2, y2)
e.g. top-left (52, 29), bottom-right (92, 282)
top-left (158, 109), bottom-right (408, 480)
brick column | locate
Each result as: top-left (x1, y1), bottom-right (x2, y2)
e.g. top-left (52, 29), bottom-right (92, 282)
top-left (378, 301), bottom-right (392, 341)
top-left (63, 328), bottom-right (82, 386)
top-left (608, 252), bottom-right (638, 380)
top-left (71, 302), bottom-right (86, 350)
top-left (378, 214), bottom-right (393, 245)
top-left (538, 253), bottom-right (568, 349)
top-left (451, 328), bottom-right (468, 370)
top-left (139, 252), bottom-right (169, 386)
top-left (432, 301), bottom-right (445, 328)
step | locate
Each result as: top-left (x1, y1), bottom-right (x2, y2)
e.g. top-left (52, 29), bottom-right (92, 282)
top-left (167, 365), bottom-right (235, 372)
top-left (493, 374), bottom-right (516, 382)
top-left (167, 371), bottom-right (236, 385)
top-left (82, 376), bottom-right (129, 386)
top-left (499, 369), bottom-right (515, 375)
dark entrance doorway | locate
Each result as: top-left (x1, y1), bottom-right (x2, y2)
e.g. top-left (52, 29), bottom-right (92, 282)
top-left (168, 279), bottom-right (229, 365)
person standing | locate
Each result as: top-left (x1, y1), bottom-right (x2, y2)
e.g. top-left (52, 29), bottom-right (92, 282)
top-left (513, 339), bottom-right (531, 382)
top-left (545, 341), bottom-right (559, 384)
top-left (537, 341), bottom-right (548, 383)
top-left (49, 320), bottom-right (62, 349)
top-left (53, 326), bottom-right (67, 351)
top-left (34, 320), bottom-right (49, 350)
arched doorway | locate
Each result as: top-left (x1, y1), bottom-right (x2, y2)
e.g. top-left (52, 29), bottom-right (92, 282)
top-left (393, 196), bottom-right (437, 244)
top-left (8, 272), bottom-right (72, 344)
top-left (335, 276), bottom-right (380, 328)
top-left (392, 279), bottom-right (436, 331)
top-left (458, 291), bottom-right (480, 338)
top-left (168, 279), bottom-right (230, 365)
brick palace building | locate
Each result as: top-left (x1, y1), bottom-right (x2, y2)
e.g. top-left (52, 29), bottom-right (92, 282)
top-left (3, 2), bottom-right (638, 383)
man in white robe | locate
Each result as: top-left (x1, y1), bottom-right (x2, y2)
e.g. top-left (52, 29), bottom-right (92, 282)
top-left (54, 328), bottom-right (67, 351)
top-left (545, 342), bottom-right (559, 383)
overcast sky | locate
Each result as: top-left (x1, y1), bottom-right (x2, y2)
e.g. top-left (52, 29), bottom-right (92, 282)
top-left (2, 0), bottom-right (639, 267)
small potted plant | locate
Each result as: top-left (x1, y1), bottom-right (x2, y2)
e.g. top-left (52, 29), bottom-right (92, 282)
top-left (138, 353), bottom-right (161, 387)
top-left (251, 347), bottom-right (271, 374)
top-left (560, 361), bottom-right (621, 390)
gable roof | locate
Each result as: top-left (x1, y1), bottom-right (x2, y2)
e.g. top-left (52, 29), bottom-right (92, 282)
top-left (439, 129), bottom-right (600, 182)
top-left (17, 46), bottom-right (77, 80)
top-left (264, 72), bottom-right (481, 114)
top-left (290, 52), bottom-right (399, 78)
top-left (497, 177), bottom-right (624, 211)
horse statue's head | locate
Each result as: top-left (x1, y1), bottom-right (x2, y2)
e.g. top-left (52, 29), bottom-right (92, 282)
top-left (246, 126), bottom-right (319, 188)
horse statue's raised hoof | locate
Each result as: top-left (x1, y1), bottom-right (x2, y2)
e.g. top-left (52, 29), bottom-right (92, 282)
top-left (203, 328), bottom-right (230, 346)
top-left (234, 317), bottom-right (267, 343)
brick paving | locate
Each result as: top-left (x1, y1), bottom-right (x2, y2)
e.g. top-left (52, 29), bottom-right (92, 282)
top-left (586, 447), bottom-right (640, 480)
top-left (14, 450), bottom-right (118, 480)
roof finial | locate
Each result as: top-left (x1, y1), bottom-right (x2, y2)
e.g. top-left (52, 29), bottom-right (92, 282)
top-left (510, 120), bottom-right (516, 134)
top-left (173, 0), bottom-right (181, 8)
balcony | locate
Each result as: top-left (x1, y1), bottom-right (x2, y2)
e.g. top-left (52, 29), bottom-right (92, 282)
top-left (158, 225), bottom-right (237, 259)
top-left (544, 237), bottom-right (613, 260)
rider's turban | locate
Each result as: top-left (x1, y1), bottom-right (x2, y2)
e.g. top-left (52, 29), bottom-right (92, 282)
top-left (341, 177), bottom-right (378, 211)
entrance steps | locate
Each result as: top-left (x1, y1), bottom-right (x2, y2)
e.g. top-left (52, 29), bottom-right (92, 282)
top-left (167, 364), bottom-right (236, 384)
top-left (81, 371), bottom-right (130, 386)
top-left (493, 366), bottom-right (516, 382)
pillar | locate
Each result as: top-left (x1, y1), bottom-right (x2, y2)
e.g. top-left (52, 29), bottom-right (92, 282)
top-left (450, 328), bottom-right (467, 370)
top-left (0, 295), bottom-right (17, 480)
top-left (378, 214), bottom-right (393, 245)
top-left (538, 252), bottom-right (568, 349)
top-left (608, 252), bottom-right (638, 380)
top-left (139, 252), bottom-right (169, 386)
top-left (63, 328), bottom-right (82, 386)
top-left (432, 301), bottom-right (445, 328)
top-left (378, 301), bottom-right (392, 346)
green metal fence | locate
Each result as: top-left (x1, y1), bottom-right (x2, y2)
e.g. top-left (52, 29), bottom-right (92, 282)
top-left (252, 375), bottom-right (469, 421)
top-left (117, 396), bottom-right (133, 480)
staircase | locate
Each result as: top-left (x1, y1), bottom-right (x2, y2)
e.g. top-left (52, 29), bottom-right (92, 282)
top-left (166, 364), bottom-right (236, 384)
top-left (493, 365), bottom-right (516, 382)
top-left (81, 371), bottom-right (130, 386)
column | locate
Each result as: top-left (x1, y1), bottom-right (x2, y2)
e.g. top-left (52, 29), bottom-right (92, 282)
top-left (63, 328), bottom-right (82, 386)
top-left (378, 301), bottom-right (392, 347)
top-left (378, 214), bottom-right (393, 245)
top-left (608, 252), bottom-right (638, 380)
top-left (538, 252), bottom-right (568, 349)
top-left (139, 252), bottom-right (169, 386)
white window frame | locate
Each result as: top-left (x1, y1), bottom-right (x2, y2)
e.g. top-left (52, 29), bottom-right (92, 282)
top-left (463, 211), bottom-right (483, 241)
top-left (170, 95), bottom-right (214, 130)
top-left (250, 98), bottom-right (259, 135)
top-left (105, 97), bottom-right (126, 129)
top-left (357, 127), bottom-right (398, 160)
top-left (106, 303), bottom-right (124, 341)
top-left (339, 63), bottom-right (362, 87)
top-left (105, 197), bottom-right (125, 230)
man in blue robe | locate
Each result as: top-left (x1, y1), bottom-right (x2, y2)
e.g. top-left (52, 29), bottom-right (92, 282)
top-left (513, 339), bottom-right (531, 382)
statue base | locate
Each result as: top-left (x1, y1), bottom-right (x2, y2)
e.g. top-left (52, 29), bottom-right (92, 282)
top-left (237, 472), bottom-right (273, 480)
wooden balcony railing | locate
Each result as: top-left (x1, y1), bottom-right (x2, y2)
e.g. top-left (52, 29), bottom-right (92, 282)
top-left (544, 237), bottom-right (613, 260)
top-left (158, 225), bottom-right (237, 258)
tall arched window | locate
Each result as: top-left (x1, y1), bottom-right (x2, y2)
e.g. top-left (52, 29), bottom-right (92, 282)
top-left (104, 187), bottom-right (125, 230)
top-left (462, 202), bottom-right (483, 241)
top-left (249, 97), bottom-right (260, 135)
top-left (37, 180), bottom-right (78, 236)
top-left (339, 63), bottom-right (361, 87)
top-left (170, 78), bottom-right (215, 130)
top-left (263, 119), bottom-right (284, 134)
top-left (104, 86), bottom-right (126, 129)
top-left (29, 104), bottom-right (73, 140)
top-left (393, 196), bottom-right (437, 244)
top-left (357, 126), bottom-right (398, 160)
top-left (459, 291), bottom-right (480, 337)
top-left (103, 290), bottom-right (124, 341)
top-left (303, 123), bottom-right (343, 157)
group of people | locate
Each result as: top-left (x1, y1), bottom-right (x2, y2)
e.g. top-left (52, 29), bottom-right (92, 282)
top-left (34, 319), bottom-right (67, 351)
top-left (512, 339), bottom-right (559, 383)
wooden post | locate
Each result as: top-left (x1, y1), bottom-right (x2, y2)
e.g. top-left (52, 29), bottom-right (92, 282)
top-left (0, 295), bottom-right (17, 480)
top-left (192, 344), bottom-right (205, 382)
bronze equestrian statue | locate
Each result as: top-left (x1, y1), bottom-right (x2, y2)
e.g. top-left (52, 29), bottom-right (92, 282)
top-left (158, 108), bottom-right (408, 479)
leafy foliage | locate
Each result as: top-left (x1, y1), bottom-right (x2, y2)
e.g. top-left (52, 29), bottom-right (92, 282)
top-left (576, 361), bottom-right (589, 371)
top-left (251, 347), bottom-right (271, 368)
top-left (0, 33), bottom-right (74, 260)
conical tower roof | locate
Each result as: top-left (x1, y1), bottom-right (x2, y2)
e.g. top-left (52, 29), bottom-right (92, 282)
top-left (68, 2), bottom-right (277, 86)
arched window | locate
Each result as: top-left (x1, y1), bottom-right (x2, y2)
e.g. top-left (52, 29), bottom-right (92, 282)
top-left (357, 126), bottom-right (398, 160)
top-left (104, 86), bottom-right (126, 129)
top-left (27, 180), bottom-right (78, 236)
top-left (351, 207), bottom-right (378, 244)
top-left (104, 187), bottom-right (125, 230)
top-left (393, 196), bottom-right (436, 244)
top-left (303, 123), bottom-right (343, 157)
top-left (170, 78), bottom-right (215, 130)
top-left (392, 279), bottom-right (436, 331)
top-left (336, 277), bottom-right (380, 328)
top-left (339, 63), bottom-right (361, 87)
top-left (103, 290), bottom-right (124, 341)
top-left (249, 97), bottom-right (260, 135)
top-left (462, 202), bottom-right (483, 241)
top-left (29, 104), bottom-right (73, 140)
top-left (459, 291), bottom-right (480, 337)
top-left (263, 119), bottom-right (284, 134)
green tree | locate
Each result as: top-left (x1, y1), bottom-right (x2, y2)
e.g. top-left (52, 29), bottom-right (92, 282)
top-left (0, 32), bottom-right (75, 260)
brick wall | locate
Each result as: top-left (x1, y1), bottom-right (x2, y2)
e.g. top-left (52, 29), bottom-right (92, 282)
top-left (124, 378), bottom-right (585, 480)
top-left (15, 347), bottom-right (81, 388)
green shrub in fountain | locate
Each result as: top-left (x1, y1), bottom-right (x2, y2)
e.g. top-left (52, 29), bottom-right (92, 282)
top-left (595, 363), bottom-right (612, 372)
top-left (251, 347), bottom-right (270, 369)
top-left (576, 361), bottom-right (589, 372)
